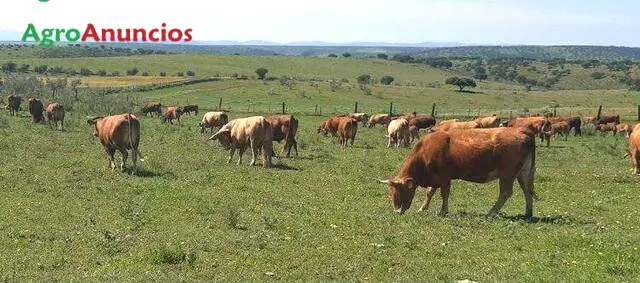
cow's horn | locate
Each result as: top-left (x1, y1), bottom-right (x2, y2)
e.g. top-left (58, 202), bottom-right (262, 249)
top-left (377, 179), bottom-right (390, 184)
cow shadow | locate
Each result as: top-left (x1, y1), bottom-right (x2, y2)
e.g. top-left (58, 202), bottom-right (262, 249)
top-left (271, 163), bottom-right (302, 171)
top-left (127, 168), bottom-right (174, 178)
top-left (450, 210), bottom-right (584, 225)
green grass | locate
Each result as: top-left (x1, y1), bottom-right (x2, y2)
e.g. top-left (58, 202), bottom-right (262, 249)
top-left (0, 106), bottom-right (639, 281)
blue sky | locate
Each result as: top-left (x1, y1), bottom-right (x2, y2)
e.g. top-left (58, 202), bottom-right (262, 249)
top-left (0, 0), bottom-right (638, 46)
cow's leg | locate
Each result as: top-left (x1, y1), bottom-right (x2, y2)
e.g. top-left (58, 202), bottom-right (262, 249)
top-left (106, 147), bottom-right (116, 170)
top-left (419, 187), bottom-right (438, 212)
top-left (545, 135), bottom-right (550, 147)
top-left (438, 182), bottom-right (451, 217)
top-left (248, 142), bottom-right (258, 166)
top-left (488, 176), bottom-right (515, 217)
top-left (227, 148), bottom-right (235, 164)
top-left (387, 136), bottom-right (392, 148)
top-left (119, 148), bottom-right (128, 172)
top-left (634, 150), bottom-right (640, 175)
top-left (517, 175), bottom-right (534, 219)
top-left (60, 119), bottom-right (64, 131)
top-left (131, 148), bottom-right (138, 175)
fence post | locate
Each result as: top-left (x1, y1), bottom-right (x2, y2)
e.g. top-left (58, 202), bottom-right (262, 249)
top-left (218, 97), bottom-right (222, 110)
top-left (282, 102), bottom-right (286, 114)
top-left (637, 105), bottom-right (640, 121)
top-left (553, 106), bottom-right (557, 117)
top-left (389, 102), bottom-right (393, 116)
top-left (315, 104), bottom-right (318, 115)
top-left (354, 101), bottom-right (358, 113)
top-left (596, 105), bottom-right (602, 120)
top-left (431, 103), bottom-right (436, 117)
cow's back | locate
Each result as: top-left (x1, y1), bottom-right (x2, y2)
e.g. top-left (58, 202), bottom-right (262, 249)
top-left (99, 114), bottom-right (140, 149)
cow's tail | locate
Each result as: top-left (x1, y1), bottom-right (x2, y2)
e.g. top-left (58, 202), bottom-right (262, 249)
top-left (127, 114), bottom-right (145, 162)
top-left (523, 134), bottom-right (538, 201)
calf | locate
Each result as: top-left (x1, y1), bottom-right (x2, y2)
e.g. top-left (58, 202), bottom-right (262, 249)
top-left (46, 103), bottom-right (65, 131)
top-left (162, 107), bottom-right (182, 124)
top-left (378, 126), bottom-right (537, 218)
top-left (209, 116), bottom-right (273, 168)
top-left (615, 123), bottom-right (631, 138)
top-left (182, 104), bottom-right (199, 116)
top-left (141, 102), bottom-right (162, 117)
top-left (367, 114), bottom-right (392, 128)
top-left (339, 113), bottom-right (369, 127)
top-left (550, 121), bottom-right (570, 140)
top-left (387, 118), bottom-right (410, 148)
top-left (28, 98), bottom-right (44, 123)
top-left (87, 114), bottom-right (144, 173)
top-left (266, 114), bottom-right (299, 157)
top-left (596, 123), bottom-right (617, 136)
top-left (7, 95), bottom-right (22, 116)
top-left (200, 111), bottom-right (229, 133)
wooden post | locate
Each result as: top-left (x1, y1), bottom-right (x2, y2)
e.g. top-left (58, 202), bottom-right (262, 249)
top-left (509, 111), bottom-right (513, 119)
top-left (431, 103), bottom-right (436, 116)
top-left (637, 105), bottom-right (640, 121)
top-left (282, 102), bottom-right (285, 114)
top-left (389, 102), bottom-right (393, 116)
top-left (553, 106), bottom-right (557, 117)
top-left (315, 104), bottom-right (318, 115)
top-left (596, 105), bottom-right (602, 120)
top-left (354, 101), bottom-right (358, 113)
top-left (218, 97), bottom-right (222, 110)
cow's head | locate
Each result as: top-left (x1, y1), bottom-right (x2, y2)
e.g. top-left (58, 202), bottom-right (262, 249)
top-left (317, 123), bottom-right (328, 136)
top-left (378, 177), bottom-right (417, 214)
top-left (209, 128), bottom-right (232, 149)
top-left (86, 116), bottom-right (104, 137)
top-left (199, 122), bottom-right (205, 133)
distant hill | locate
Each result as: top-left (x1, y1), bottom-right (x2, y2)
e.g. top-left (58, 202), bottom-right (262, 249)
top-left (417, 46), bottom-right (640, 61)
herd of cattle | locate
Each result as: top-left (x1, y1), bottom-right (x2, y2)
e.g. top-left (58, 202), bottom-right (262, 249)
top-left (4, 96), bottom-right (640, 218)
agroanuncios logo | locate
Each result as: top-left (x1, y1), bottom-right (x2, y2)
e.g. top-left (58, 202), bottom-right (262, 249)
top-left (23, 0), bottom-right (193, 47)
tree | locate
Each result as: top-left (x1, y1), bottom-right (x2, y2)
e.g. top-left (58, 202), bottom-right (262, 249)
top-left (327, 53), bottom-right (338, 58)
top-left (342, 52), bottom-right (352, 58)
top-left (34, 65), bottom-right (48, 74)
top-left (473, 66), bottom-right (488, 80)
top-left (380, 75), bottom-right (394, 85)
top-left (255, 67), bottom-right (268, 80)
top-left (357, 74), bottom-right (372, 85)
top-left (1, 62), bottom-right (17, 73)
top-left (186, 70), bottom-right (196, 76)
top-left (18, 64), bottom-right (30, 73)
top-left (626, 78), bottom-right (640, 91)
top-left (445, 76), bottom-right (477, 92)
top-left (79, 68), bottom-right (92, 76)
top-left (377, 53), bottom-right (388, 60)
top-left (159, 72), bottom-right (167, 77)
top-left (97, 69), bottom-right (107, 76)
top-left (425, 57), bottom-right (452, 68)
top-left (126, 67), bottom-right (139, 76)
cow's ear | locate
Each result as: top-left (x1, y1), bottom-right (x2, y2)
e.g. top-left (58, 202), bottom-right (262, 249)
top-left (377, 179), bottom-right (390, 184)
top-left (402, 177), bottom-right (415, 189)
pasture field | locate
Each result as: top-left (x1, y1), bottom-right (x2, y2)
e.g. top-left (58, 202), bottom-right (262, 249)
top-left (0, 101), bottom-right (639, 282)
top-left (1, 53), bottom-right (640, 281)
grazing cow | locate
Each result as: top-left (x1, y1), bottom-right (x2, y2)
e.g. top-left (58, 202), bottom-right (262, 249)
top-left (583, 116), bottom-right (596, 125)
top-left (597, 115), bottom-right (620, 125)
top-left (367, 114), bottom-right (393, 128)
top-left (432, 120), bottom-right (479, 132)
top-left (339, 113), bottom-right (369, 127)
top-left (474, 115), bottom-right (500, 128)
top-left (550, 121), bottom-right (570, 140)
top-left (615, 123), bottom-right (632, 138)
top-left (407, 115), bottom-right (436, 131)
top-left (209, 116), bottom-right (273, 168)
top-left (387, 118), bottom-right (410, 148)
top-left (378, 126), bottom-right (537, 218)
top-left (28, 98), bottom-right (44, 123)
top-left (87, 114), bottom-right (144, 173)
top-left (438, 119), bottom-right (458, 126)
top-left (200, 111), bottom-right (229, 133)
top-left (162, 107), bottom-right (182, 124)
top-left (628, 124), bottom-right (640, 174)
top-left (409, 125), bottom-right (420, 142)
top-left (46, 103), bottom-right (65, 131)
top-left (548, 116), bottom-right (582, 136)
top-left (596, 123), bottom-right (617, 136)
top-left (319, 116), bottom-right (358, 147)
top-left (141, 102), bottom-right (162, 117)
top-left (504, 117), bottom-right (552, 146)
top-left (266, 114), bottom-right (299, 157)
top-left (7, 95), bottom-right (22, 116)
top-left (182, 104), bottom-right (199, 116)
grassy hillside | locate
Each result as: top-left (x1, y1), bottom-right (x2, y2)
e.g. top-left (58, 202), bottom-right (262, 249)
top-left (419, 45), bottom-right (640, 61)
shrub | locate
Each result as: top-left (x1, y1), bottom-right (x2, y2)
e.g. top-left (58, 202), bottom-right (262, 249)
top-left (79, 68), bottom-right (92, 76)
top-left (126, 67), bottom-right (139, 76)
top-left (1, 62), bottom-right (17, 73)
top-left (159, 72), bottom-right (166, 77)
top-left (18, 64), bottom-right (30, 73)
top-left (591, 72), bottom-right (606, 80)
top-left (97, 69), bottom-right (107, 76)
top-left (186, 70), bottom-right (195, 76)
top-left (342, 52), bottom-right (352, 58)
top-left (445, 76), bottom-right (477, 91)
top-left (111, 71), bottom-right (120, 76)
top-left (328, 53), bottom-right (338, 58)
top-left (380, 75), bottom-right (394, 85)
top-left (177, 72), bottom-right (184, 77)
top-left (255, 68), bottom-right (268, 80)
top-left (357, 74), bottom-right (372, 85)
top-left (377, 53), bottom-right (388, 60)
top-left (142, 72), bottom-right (149, 76)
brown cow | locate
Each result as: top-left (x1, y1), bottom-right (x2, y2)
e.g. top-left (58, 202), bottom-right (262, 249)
top-left (182, 104), bottom-right (199, 116)
top-left (209, 116), bottom-right (273, 168)
top-left (596, 123), bottom-right (616, 136)
top-left (141, 102), bottom-right (162, 117)
top-left (87, 114), bottom-right (144, 173)
top-left (339, 113), bottom-right (369, 127)
top-left (387, 118), bottom-right (410, 148)
top-left (367, 114), bottom-right (393, 128)
top-left (504, 117), bottom-right (552, 147)
top-left (615, 123), bottom-right (632, 138)
top-left (438, 119), bottom-right (458, 125)
top-left (7, 95), bottom-right (22, 116)
top-left (583, 116), bottom-right (596, 124)
top-left (378, 126), bottom-right (537, 218)
top-left (547, 116), bottom-right (582, 136)
top-left (319, 116), bottom-right (358, 147)
top-left (474, 115), bottom-right (500, 128)
top-left (28, 98), bottom-right (44, 123)
top-left (200, 111), bottom-right (229, 133)
top-left (266, 114), bottom-right (299, 157)
top-left (550, 121), bottom-right (570, 140)
top-left (432, 120), bottom-right (479, 132)
top-left (628, 124), bottom-right (640, 174)
top-left (46, 103), bottom-right (65, 131)
top-left (407, 115), bottom-right (436, 131)
top-left (597, 115), bottom-right (620, 125)
top-left (162, 107), bottom-right (182, 124)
